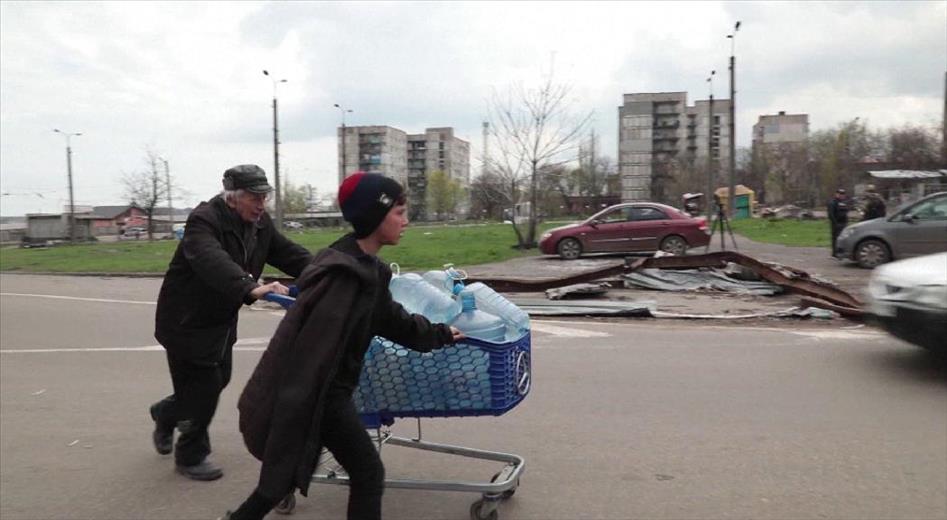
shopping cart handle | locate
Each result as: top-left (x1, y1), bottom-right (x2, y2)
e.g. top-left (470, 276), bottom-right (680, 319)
top-left (263, 292), bottom-right (296, 309)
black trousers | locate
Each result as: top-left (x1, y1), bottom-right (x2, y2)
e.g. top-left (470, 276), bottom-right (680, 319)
top-left (830, 222), bottom-right (846, 257)
top-left (321, 390), bottom-right (386, 520)
top-left (152, 342), bottom-right (233, 466)
top-left (232, 389), bottom-right (385, 520)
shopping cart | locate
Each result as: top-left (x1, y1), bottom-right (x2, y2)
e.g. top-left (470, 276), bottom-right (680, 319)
top-left (264, 291), bottom-right (530, 520)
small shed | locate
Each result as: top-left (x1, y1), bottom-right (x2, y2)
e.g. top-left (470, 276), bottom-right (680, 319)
top-left (714, 185), bottom-right (756, 219)
top-left (863, 170), bottom-right (947, 206)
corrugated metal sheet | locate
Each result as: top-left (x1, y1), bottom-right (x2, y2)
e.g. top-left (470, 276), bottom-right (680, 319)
top-left (868, 170), bottom-right (947, 179)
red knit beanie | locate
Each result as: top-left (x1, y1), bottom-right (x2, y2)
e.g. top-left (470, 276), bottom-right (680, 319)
top-left (337, 172), bottom-right (405, 238)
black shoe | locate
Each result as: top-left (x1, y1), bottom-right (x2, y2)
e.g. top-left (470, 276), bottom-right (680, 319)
top-left (217, 511), bottom-right (233, 520)
top-left (175, 459), bottom-right (223, 481)
top-left (149, 404), bottom-right (173, 455)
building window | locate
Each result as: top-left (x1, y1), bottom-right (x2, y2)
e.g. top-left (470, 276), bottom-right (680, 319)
top-left (714, 115), bottom-right (721, 125)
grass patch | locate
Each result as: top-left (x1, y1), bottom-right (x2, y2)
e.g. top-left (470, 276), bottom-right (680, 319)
top-left (0, 222), bottom-right (566, 274)
top-left (729, 218), bottom-right (831, 248)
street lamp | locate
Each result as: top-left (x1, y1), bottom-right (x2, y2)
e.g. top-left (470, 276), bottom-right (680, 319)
top-left (53, 128), bottom-right (81, 242)
top-left (158, 157), bottom-right (172, 232)
top-left (334, 103), bottom-right (353, 183)
top-left (263, 69), bottom-right (288, 229)
top-left (706, 69), bottom-right (716, 217)
top-left (726, 20), bottom-right (741, 217)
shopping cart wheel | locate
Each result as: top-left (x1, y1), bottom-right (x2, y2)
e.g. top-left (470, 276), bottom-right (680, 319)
top-left (490, 471), bottom-right (518, 499)
top-left (274, 493), bottom-right (296, 515)
top-left (469, 499), bottom-right (499, 520)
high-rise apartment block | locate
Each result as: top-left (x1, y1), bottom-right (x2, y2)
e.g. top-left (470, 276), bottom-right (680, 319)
top-left (751, 112), bottom-right (810, 204)
top-left (751, 111), bottom-right (809, 148)
top-left (618, 92), bottom-right (731, 202)
top-left (338, 125), bottom-right (470, 220)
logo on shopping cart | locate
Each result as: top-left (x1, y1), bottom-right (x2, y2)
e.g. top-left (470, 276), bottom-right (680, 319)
top-left (515, 351), bottom-right (530, 396)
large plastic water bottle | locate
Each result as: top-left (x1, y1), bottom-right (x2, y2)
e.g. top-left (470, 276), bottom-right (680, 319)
top-left (423, 265), bottom-right (466, 296)
top-left (450, 290), bottom-right (506, 342)
top-left (465, 282), bottom-right (530, 340)
top-left (389, 272), bottom-right (462, 324)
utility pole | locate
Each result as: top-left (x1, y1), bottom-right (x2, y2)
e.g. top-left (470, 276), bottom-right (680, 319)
top-left (727, 21), bottom-right (741, 217)
top-left (482, 121), bottom-right (489, 177)
top-left (162, 158), bottom-right (172, 231)
top-left (53, 129), bottom-right (81, 242)
top-left (335, 103), bottom-right (353, 184)
top-left (264, 70), bottom-right (287, 229)
top-left (149, 155), bottom-right (159, 240)
top-left (706, 71), bottom-right (716, 216)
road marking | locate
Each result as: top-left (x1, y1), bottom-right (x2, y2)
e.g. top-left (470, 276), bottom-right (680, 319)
top-left (0, 292), bottom-right (156, 305)
top-left (529, 321), bottom-right (611, 338)
top-left (786, 329), bottom-right (885, 341)
top-left (0, 337), bottom-right (271, 354)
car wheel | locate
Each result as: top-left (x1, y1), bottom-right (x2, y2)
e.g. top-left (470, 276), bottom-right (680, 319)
top-left (855, 239), bottom-right (890, 268)
top-left (659, 235), bottom-right (688, 256)
top-left (557, 238), bottom-right (582, 260)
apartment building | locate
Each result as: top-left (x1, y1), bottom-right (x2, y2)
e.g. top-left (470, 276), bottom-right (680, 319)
top-left (617, 92), bottom-right (731, 202)
top-left (338, 125), bottom-right (470, 220)
top-left (751, 111), bottom-right (810, 204)
top-left (752, 111), bottom-right (809, 148)
top-left (338, 125), bottom-right (408, 186)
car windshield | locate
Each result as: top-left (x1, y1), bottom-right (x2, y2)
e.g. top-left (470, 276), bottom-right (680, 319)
top-left (907, 196), bottom-right (947, 220)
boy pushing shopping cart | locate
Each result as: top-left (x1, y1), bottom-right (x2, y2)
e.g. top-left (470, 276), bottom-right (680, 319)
top-left (223, 173), bottom-right (529, 520)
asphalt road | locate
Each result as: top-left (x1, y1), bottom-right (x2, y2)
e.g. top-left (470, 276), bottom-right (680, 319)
top-left (1, 274), bottom-right (945, 520)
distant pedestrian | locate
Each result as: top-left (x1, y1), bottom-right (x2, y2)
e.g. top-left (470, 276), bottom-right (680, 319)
top-left (149, 164), bottom-right (312, 481)
top-left (862, 184), bottom-right (887, 220)
top-left (222, 173), bottom-right (462, 520)
top-left (828, 188), bottom-right (849, 258)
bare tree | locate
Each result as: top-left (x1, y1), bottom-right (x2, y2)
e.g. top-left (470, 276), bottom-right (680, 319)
top-left (469, 171), bottom-right (508, 220)
top-left (122, 149), bottom-right (172, 241)
top-left (486, 73), bottom-right (592, 248)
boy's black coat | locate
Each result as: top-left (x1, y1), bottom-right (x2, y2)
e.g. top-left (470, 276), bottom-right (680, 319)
top-left (237, 235), bottom-right (453, 498)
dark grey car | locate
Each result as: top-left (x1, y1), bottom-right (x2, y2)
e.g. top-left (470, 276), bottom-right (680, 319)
top-left (835, 191), bottom-right (947, 268)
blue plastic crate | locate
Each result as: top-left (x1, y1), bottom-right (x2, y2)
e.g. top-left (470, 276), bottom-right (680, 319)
top-left (355, 332), bottom-right (531, 427)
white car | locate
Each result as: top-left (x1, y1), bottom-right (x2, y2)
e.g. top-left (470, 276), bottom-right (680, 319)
top-left (865, 252), bottom-right (947, 353)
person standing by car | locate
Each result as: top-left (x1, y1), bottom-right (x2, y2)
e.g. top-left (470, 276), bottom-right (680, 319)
top-left (222, 173), bottom-right (462, 520)
top-left (861, 184), bottom-right (887, 220)
top-left (149, 164), bottom-right (312, 481)
top-left (828, 188), bottom-right (850, 258)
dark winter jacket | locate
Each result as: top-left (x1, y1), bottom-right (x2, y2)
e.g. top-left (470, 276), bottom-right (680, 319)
top-left (828, 197), bottom-right (849, 226)
top-left (237, 234), bottom-right (454, 499)
top-left (862, 194), bottom-right (887, 220)
top-left (155, 195), bottom-right (311, 360)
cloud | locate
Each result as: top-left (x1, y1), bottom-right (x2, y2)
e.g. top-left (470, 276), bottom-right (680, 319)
top-left (1, 1), bottom-right (944, 216)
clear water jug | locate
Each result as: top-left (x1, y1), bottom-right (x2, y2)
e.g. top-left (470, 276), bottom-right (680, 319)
top-left (450, 290), bottom-right (506, 342)
top-left (422, 265), bottom-right (466, 295)
top-left (389, 272), bottom-right (462, 324)
top-left (465, 282), bottom-right (530, 340)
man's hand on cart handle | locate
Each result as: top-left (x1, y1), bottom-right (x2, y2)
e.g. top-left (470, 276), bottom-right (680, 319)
top-left (250, 281), bottom-right (291, 300)
top-left (450, 326), bottom-right (465, 343)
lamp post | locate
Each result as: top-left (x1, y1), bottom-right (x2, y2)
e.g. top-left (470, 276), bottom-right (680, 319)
top-left (159, 157), bottom-right (172, 232)
top-left (334, 103), bottom-right (353, 183)
top-left (706, 70), bottom-right (716, 216)
top-left (53, 128), bottom-right (81, 242)
top-left (726, 20), bottom-right (741, 217)
top-left (263, 69), bottom-right (288, 229)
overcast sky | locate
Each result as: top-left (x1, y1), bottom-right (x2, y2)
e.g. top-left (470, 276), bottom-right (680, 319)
top-left (1, 1), bottom-right (944, 216)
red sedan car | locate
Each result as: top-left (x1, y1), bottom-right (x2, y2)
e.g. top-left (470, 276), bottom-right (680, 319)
top-left (539, 202), bottom-right (710, 259)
